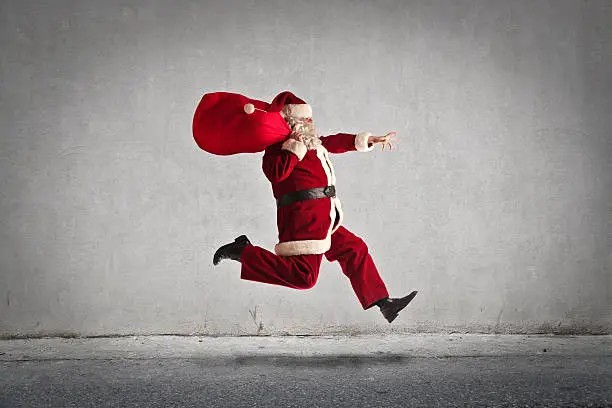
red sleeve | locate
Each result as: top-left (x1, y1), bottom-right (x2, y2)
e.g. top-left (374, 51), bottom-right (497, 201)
top-left (320, 132), bottom-right (373, 154)
top-left (261, 140), bottom-right (307, 183)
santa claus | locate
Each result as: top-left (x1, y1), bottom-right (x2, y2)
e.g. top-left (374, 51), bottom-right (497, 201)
top-left (201, 91), bottom-right (418, 323)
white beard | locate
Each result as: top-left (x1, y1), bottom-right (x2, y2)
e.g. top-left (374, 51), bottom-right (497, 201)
top-left (286, 117), bottom-right (322, 150)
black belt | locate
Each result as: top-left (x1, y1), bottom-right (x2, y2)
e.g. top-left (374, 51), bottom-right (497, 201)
top-left (276, 186), bottom-right (336, 208)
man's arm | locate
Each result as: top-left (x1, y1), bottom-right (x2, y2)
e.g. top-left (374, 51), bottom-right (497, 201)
top-left (319, 132), bottom-right (374, 154)
top-left (262, 137), bottom-right (307, 183)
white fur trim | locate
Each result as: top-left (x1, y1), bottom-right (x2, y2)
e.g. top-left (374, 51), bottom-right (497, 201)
top-left (355, 132), bottom-right (374, 152)
top-left (315, 147), bottom-right (334, 184)
top-left (275, 236), bottom-right (332, 256)
top-left (281, 139), bottom-right (307, 160)
top-left (316, 145), bottom-right (344, 234)
top-left (316, 146), bottom-right (339, 232)
top-left (282, 104), bottom-right (312, 118)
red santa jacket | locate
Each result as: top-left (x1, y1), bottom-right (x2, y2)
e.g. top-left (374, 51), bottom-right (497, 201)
top-left (262, 131), bottom-right (374, 256)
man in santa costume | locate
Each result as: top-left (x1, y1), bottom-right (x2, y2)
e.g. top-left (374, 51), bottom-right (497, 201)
top-left (210, 91), bottom-right (417, 323)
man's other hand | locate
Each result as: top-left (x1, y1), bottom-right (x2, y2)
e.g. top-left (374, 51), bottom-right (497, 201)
top-left (368, 132), bottom-right (398, 151)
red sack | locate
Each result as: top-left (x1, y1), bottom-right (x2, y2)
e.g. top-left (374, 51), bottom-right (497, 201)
top-left (192, 92), bottom-right (291, 155)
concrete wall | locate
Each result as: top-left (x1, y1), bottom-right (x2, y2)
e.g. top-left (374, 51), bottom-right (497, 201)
top-left (1, 0), bottom-right (610, 337)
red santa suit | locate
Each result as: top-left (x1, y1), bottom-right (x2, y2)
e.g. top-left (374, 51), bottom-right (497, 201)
top-left (239, 128), bottom-right (389, 309)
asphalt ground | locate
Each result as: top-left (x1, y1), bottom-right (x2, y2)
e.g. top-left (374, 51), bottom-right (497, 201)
top-left (1, 335), bottom-right (611, 407)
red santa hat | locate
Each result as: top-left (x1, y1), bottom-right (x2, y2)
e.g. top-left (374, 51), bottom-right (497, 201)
top-left (192, 92), bottom-right (291, 155)
top-left (269, 91), bottom-right (313, 119)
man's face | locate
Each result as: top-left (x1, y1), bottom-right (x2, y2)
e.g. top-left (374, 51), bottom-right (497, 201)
top-left (295, 117), bottom-right (315, 131)
top-left (286, 115), bottom-right (319, 149)
top-left (296, 117), bottom-right (316, 134)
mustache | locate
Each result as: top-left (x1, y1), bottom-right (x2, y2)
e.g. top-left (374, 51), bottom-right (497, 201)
top-left (291, 122), bottom-right (316, 136)
top-left (286, 117), bottom-right (321, 149)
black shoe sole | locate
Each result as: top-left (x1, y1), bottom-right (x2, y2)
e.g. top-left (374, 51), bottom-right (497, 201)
top-left (213, 235), bottom-right (251, 266)
top-left (384, 290), bottom-right (418, 323)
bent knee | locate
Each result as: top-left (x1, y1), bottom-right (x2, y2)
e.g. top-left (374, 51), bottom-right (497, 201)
top-left (295, 273), bottom-right (317, 289)
top-left (290, 256), bottom-right (320, 289)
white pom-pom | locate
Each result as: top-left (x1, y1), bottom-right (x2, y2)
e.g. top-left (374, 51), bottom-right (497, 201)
top-left (244, 103), bottom-right (255, 114)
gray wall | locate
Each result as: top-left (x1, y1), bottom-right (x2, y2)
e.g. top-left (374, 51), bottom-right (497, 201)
top-left (1, 0), bottom-right (610, 337)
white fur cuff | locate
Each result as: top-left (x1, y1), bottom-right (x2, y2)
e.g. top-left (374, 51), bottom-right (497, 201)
top-left (282, 138), bottom-right (307, 160)
top-left (355, 132), bottom-right (374, 152)
top-left (275, 236), bottom-right (332, 256)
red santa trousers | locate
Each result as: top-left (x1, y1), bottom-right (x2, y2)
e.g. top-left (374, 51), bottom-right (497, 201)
top-left (239, 226), bottom-right (389, 309)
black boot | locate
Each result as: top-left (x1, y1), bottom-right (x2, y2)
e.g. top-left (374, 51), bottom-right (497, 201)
top-left (213, 235), bottom-right (251, 265)
top-left (377, 291), bottom-right (418, 323)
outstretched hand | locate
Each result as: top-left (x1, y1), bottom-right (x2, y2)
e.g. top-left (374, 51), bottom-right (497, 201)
top-left (368, 132), bottom-right (398, 151)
